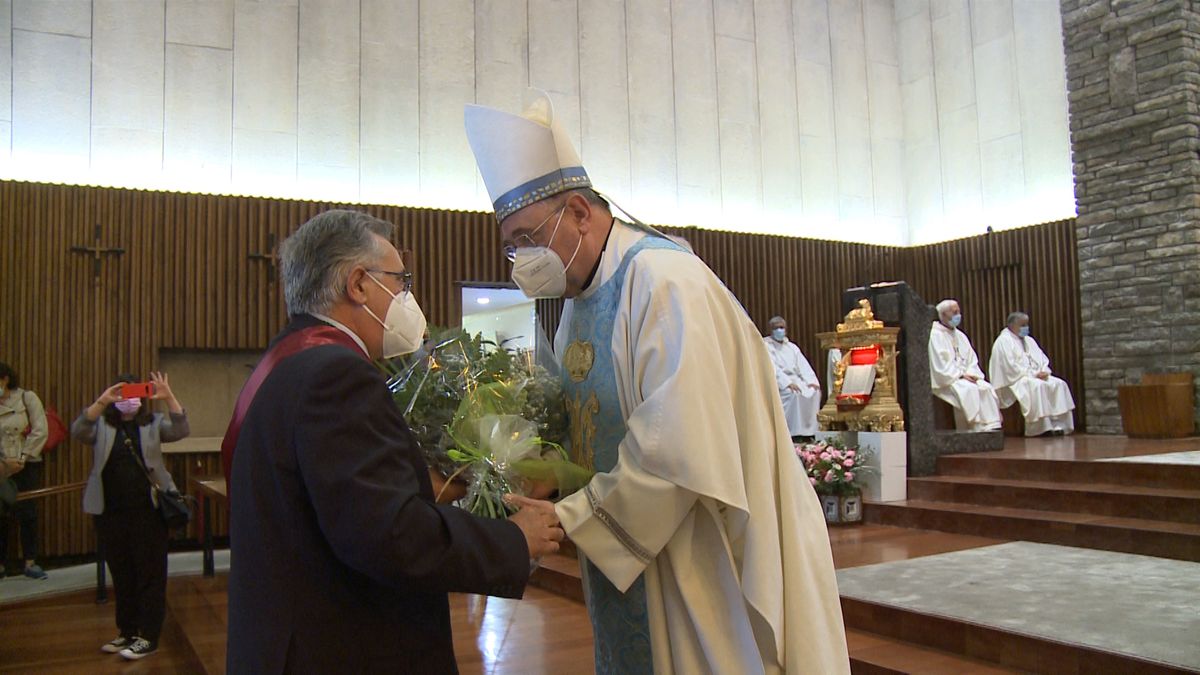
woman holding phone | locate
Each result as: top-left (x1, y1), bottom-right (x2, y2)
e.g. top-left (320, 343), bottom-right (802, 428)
top-left (71, 372), bottom-right (189, 662)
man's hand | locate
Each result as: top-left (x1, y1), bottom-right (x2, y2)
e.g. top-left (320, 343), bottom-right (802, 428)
top-left (1036, 372), bottom-right (1050, 380)
top-left (788, 384), bottom-right (803, 393)
top-left (963, 373), bottom-right (979, 383)
top-left (505, 494), bottom-right (564, 559)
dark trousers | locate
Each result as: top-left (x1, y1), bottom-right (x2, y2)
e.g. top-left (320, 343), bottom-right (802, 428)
top-left (0, 461), bottom-right (42, 564)
top-left (96, 508), bottom-right (169, 643)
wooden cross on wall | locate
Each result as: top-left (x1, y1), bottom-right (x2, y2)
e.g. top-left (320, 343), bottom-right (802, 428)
top-left (248, 232), bottom-right (279, 283)
top-left (70, 224), bottom-right (125, 282)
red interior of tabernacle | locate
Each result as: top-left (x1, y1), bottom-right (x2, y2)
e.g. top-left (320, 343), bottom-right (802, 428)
top-left (836, 345), bottom-right (881, 405)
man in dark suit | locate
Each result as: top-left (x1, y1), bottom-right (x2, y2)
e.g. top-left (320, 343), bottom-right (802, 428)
top-left (224, 210), bottom-right (563, 674)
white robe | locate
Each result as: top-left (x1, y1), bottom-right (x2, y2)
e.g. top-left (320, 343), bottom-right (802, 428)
top-left (928, 322), bottom-right (1002, 432)
top-left (988, 330), bottom-right (1075, 436)
top-left (826, 349), bottom-right (842, 398)
top-left (555, 222), bottom-right (849, 674)
top-left (763, 338), bottom-right (821, 437)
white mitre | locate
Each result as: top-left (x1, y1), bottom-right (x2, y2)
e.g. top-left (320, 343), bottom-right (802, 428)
top-left (464, 91), bottom-right (592, 223)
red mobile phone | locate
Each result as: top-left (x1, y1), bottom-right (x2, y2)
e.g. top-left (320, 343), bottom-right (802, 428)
top-left (120, 382), bottom-right (154, 399)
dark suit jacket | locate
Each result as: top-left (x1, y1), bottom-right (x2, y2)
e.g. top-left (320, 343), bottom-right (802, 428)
top-left (226, 315), bottom-right (530, 674)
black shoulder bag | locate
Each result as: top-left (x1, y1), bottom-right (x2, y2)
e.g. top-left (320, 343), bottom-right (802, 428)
top-left (128, 429), bottom-right (193, 529)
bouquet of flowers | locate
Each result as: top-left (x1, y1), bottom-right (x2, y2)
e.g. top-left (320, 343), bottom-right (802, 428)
top-left (384, 327), bottom-right (589, 518)
top-left (795, 438), bottom-right (872, 496)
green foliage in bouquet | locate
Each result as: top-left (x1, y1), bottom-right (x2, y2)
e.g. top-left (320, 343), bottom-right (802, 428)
top-left (382, 326), bottom-right (586, 518)
top-left (443, 382), bottom-right (591, 518)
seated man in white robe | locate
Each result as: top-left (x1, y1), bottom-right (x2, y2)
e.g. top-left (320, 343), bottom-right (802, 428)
top-left (929, 299), bottom-right (1002, 432)
top-left (988, 312), bottom-right (1076, 436)
top-left (763, 316), bottom-right (821, 440)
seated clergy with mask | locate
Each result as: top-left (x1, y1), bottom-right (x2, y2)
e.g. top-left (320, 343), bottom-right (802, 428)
top-left (928, 299), bottom-right (1002, 432)
top-left (763, 316), bottom-right (821, 440)
top-left (988, 312), bottom-right (1076, 436)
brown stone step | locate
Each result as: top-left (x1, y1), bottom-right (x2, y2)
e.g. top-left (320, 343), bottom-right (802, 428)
top-left (936, 455), bottom-right (1200, 490)
top-left (532, 556), bottom-right (1026, 674)
top-left (842, 596), bottom-right (1195, 674)
top-left (529, 553), bottom-right (584, 603)
top-left (907, 476), bottom-right (1200, 523)
top-left (864, 500), bottom-right (1200, 561)
top-left (846, 627), bottom-right (1021, 674)
top-left (559, 537), bottom-right (578, 559)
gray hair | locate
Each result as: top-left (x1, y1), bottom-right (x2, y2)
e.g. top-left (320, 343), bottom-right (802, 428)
top-left (768, 316), bottom-right (786, 326)
top-left (1007, 311), bottom-right (1029, 326)
top-left (936, 299), bottom-right (959, 315)
top-left (280, 209), bottom-right (396, 316)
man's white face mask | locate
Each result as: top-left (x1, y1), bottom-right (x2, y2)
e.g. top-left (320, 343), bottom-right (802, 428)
top-left (509, 205), bottom-right (582, 299)
top-left (363, 272), bottom-right (427, 358)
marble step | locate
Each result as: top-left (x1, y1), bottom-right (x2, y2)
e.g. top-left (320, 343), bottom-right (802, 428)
top-left (865, 499), bottom-right (1200, 561)
top-left (935, 455), bottom-right (1200, 491)
top-left (907, 476), bottom-right (1200, 523)
top-left (529, 553), bottom-right (584, 603)
top-left (841, 596), bottom-right (1194, 675)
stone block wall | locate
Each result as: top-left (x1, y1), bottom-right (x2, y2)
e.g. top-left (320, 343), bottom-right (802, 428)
top-left (1061, 0), bottom-right (1200, 433)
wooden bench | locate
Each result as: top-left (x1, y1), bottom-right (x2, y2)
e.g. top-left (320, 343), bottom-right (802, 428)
top-left (1118, 372), bottom-right (1195, 438)
top-left (1001, 404), bottom-right (1026, 437)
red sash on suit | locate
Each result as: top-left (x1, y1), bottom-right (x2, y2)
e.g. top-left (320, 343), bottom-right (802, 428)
top-left (220, 325), bottom-right (365, 491)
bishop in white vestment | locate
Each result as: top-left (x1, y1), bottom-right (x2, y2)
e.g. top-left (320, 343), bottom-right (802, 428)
top-left (929, 300), bottom-right (1002, 432)
top-left (763, 317), bottom-right (821, 438)
top-left (465, 91), bottom-right (849, 675)
top-left (988, 312), bottom-right (1075, 436)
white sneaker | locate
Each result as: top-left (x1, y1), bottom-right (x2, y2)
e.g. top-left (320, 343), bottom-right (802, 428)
top-left (119, 637), bottom-right (157, 661)
top-left (101, 636), bottom-right (132, 654)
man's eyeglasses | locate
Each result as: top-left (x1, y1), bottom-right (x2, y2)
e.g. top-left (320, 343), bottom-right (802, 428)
top-left (503, 235), bottom-right (537, 263)
top-left (501, 204), bottom-right (567, 262)
top-left (367, 270), bottom-right (413, 294)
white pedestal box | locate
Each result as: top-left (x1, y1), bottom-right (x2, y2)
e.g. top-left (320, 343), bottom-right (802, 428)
top-left (813, 431), bottom-right (907, 503)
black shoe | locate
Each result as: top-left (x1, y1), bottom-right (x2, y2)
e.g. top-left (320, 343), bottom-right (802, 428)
top-left (119, 638), bottom-right (157, 661)
top-left (101, 636), bottom-right (133, 654)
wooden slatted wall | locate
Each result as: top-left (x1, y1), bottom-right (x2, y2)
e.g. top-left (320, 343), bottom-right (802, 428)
top-left (903, 220), bottom-right (1084, 427)
top-left (0, 180), bottom-right (1081, 559)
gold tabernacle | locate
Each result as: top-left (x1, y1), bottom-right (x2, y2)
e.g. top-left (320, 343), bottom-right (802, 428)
top-left (818, 300), bottom-right (905, 432)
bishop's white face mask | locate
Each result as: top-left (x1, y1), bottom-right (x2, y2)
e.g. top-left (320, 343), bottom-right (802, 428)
top-left (363, 273), bottom-right (427, 358)
top-left (510, 205), bottom-right (582, 299)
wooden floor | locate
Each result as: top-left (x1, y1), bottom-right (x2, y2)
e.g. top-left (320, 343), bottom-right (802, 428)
top-left (0, 590), bottom-right (201, 674)
top-left (0, 524), bottom-right (1001, 675)
top-left (5, 435), bottom-right (1195, 674)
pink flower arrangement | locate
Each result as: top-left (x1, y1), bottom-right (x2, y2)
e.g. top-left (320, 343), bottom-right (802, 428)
top-left (795, 438), bottom-right (873, 496)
